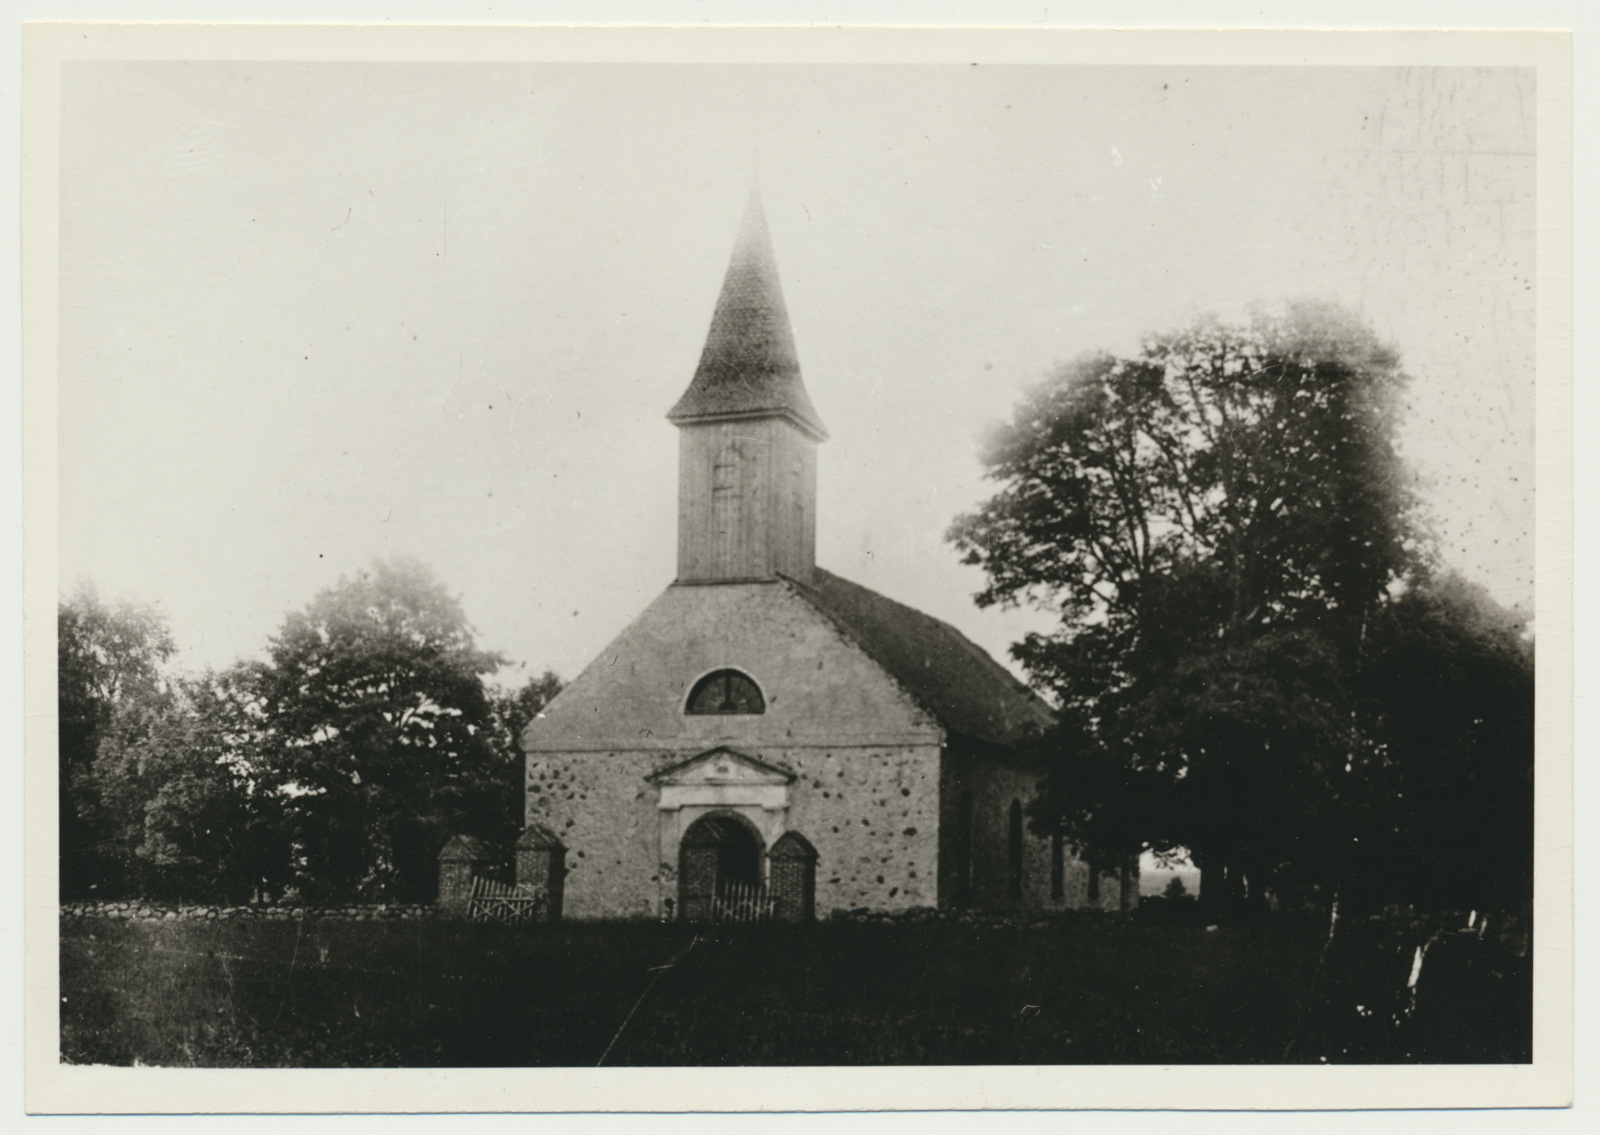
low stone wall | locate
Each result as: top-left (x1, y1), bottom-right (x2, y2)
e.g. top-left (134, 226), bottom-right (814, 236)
top-left (827, 905), bottom-right (1078, 928)
top-left (60, 901), bottom-right (437, 922)
top-left (826, 904), bottom-right (1534, 952)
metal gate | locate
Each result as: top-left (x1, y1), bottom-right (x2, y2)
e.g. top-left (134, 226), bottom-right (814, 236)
top-left (710, 880), bottom-right (774, 923)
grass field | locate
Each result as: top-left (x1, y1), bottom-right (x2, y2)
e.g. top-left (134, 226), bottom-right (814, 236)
top-left (59, 909), bottom-right (1531, 1067)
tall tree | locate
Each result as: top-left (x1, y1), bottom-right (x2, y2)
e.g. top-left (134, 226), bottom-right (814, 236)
top-left (58, 585), bottom-right (176, 898)
top-left (87, 665), bottom-right (291, 903)
top-left (1357, 575), bottom-right (1534, 911)
top-left (484, 670), bottom-right (565, 843)
top-left (255, 559), bottom-right (505, 902)
top-left (949, 303), bottom-right (1423, 907)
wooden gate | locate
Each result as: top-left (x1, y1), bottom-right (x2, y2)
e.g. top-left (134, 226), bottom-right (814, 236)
top-left (467, 875), bottom-right (547, 924)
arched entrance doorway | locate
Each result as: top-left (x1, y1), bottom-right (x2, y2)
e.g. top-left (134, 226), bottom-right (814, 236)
top-left (678, 813), bottom-right (766, 921)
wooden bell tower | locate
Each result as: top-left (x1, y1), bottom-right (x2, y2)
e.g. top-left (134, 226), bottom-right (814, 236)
top-left (668, 193), bottom-right (827, 586)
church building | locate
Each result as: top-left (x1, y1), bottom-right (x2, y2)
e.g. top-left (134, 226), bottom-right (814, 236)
top-left (519, 195), bottom-right (1135, 921)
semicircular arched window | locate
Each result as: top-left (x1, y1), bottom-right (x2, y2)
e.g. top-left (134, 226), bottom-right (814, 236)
top-left (686, 669), bottom-right (765, 715)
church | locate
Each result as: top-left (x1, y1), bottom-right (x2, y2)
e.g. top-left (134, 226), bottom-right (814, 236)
top-left (517, 195), bottom-right (1136, 921)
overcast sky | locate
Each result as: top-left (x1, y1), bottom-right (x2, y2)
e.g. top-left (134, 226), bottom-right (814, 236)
top-left (57, 61), bottom-right (1535, 684)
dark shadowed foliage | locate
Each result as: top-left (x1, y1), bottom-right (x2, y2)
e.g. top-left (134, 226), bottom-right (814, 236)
top-left (61, 562), bottom-right (552, 906)
top-left (1356, 576), bottom-right (1534, 911)
top-left (950, 303), bottom-right (1529, 914)
top-left (255, 559), bottom-right (507, 903)
top-left (85, 665), bottom-right (291, 903)
top-left (58, 585), bottom-right (176, 898)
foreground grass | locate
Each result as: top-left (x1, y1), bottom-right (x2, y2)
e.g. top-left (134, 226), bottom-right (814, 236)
top-left (59, 911), bottom-right (1530, 1067)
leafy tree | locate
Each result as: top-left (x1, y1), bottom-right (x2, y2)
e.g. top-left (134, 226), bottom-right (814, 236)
top-left (950, 303), bottom-right (1424, 908)
top-left (952, 301), bottom-right (1417, 656)
top-left (255, 559), bottom-right (506, 902)
top-left (1357, 575), bottom-right (1534, 910)
top-left (60, 567), bottom-right (563, 905)
top-left (58, 585), bottom-right (176, 898)
top-left (87, 665), bottom-right (291, 903)
top-left (483, 670), bottom-right (565, 841)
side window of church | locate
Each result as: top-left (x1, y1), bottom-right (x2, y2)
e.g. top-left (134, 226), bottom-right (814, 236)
top-left (686, 669), bottom-right (765, 715)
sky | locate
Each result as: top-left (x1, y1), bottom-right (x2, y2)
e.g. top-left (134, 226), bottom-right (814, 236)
top-left (57, 61), bottom-right (1536, 685)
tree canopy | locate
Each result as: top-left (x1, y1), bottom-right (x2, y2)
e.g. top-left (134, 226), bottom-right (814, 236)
top-left (953, 301), bottom-right (1417, 650)
top-left (87, 664), bottom-right (289, 902)
top-left (951, 303), bottom-right (1531, 912)
top-left (60, 561), bottom-right (561, 904)
top-left (1356, 575), bottom-right (1534, 910)
top-left (256, 559), bottom-right (509, 902)
top-left (58, 585), bottom-right (176, 897)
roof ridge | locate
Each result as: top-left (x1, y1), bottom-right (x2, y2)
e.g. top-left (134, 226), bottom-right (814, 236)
top-left (812, 567), bottom-right (1038, 699)
top-left (778, 571), bottom-right (948, 733)
top-left (787, 568), bottom-right (1055, 746)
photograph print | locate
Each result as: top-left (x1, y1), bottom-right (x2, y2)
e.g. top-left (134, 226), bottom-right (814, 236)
top-left (37, 28), bottom-right (1559, 1092)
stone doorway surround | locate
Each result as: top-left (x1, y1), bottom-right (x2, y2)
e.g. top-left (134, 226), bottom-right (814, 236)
top-left (648, 746), bottom-right (794, 919)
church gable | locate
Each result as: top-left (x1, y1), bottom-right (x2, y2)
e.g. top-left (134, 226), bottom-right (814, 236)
top-left (522, 579), bottom-right (943, 753)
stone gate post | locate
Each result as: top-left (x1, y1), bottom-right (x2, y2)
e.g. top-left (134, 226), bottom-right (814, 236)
top-left (437, 835), bottom-right (493, 919)
top-left (515, 824), bottom-right (567, 922)
top-left (768, 831), bottom-right (818, 923)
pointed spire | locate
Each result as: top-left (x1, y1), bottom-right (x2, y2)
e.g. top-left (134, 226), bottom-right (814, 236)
top-left (668, 191), bottom-right (828, 440)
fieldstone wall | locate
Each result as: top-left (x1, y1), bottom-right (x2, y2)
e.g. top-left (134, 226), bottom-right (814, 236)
top-left (527, 743), bottom-right (941, 920)
top-left (939, 744), bottom-right (1136, 913)
top-left (60, 901), bottom-right (437, 922)
top-left (829, 905), bottom-right (1099, 927)
top-left (525, 750), bottom-right (663, 920)
top-left (782, 744), bottom-right (941, 914)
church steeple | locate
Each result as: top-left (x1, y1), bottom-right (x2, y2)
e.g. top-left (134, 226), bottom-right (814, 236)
top-left (668, 191), bottom-right (828, 441)
top-left (671, 193), bottom-right (825, 586)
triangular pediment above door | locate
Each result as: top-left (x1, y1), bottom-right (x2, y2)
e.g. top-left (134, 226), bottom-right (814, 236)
top-left (647, 746), bottom-right (796, 787)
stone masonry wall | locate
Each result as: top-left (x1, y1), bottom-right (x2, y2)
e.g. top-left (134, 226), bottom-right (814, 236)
top-left (525, 750), bottom-right (661, 921)
top-left (526, 743), bottom-right (941, 920)
top-left (940, 747), bottom-right (1133, 912)
top-left (783, 744), bottom-right (940, 915)
top-left (60, 901), bottom-right (437, 922)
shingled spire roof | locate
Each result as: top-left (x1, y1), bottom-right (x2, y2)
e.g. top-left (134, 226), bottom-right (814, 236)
top-left (668, 191), bottom-right (828, 441)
